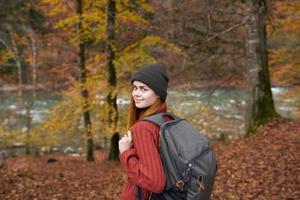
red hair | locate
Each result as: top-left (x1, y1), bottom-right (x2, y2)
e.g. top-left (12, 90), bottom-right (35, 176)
top-left (127, 97), bottom-right (163, 130)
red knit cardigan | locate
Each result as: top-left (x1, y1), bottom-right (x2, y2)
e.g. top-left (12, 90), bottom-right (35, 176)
top-left (119, 104), bottom-right (167, 200)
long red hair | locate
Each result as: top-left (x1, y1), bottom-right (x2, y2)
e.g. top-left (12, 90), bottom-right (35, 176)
top-left (127, 97), bottom-right (163, 130)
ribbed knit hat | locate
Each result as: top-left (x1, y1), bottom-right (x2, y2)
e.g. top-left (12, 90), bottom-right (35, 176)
top-left (131, 63), bottom-right (169, 102)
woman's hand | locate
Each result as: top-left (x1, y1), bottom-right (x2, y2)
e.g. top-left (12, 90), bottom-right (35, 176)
top-left (119, 130), bottom-right (133, 154)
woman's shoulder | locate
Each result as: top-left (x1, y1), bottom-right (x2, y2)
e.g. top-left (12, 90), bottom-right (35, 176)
top-left (131, 120), bottom-right (160, 140)
top-left (132, 120), bottom-right (158, 130)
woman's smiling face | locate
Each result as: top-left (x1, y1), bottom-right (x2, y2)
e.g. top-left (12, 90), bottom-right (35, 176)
top-left (132, 81), bottom-right (159, 108)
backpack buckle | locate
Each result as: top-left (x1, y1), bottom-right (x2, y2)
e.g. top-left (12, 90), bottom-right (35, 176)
top-left (175, 180), bottom-right (185, 189)
top-left (197, 175), bottom-right (206, 191)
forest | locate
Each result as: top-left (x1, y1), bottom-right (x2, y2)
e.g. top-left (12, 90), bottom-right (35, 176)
top-left (0, 0), bottom-right (299, 199)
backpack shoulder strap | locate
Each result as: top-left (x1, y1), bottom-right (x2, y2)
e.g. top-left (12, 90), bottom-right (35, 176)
top-left (143, 112), bottom-right (181, 127)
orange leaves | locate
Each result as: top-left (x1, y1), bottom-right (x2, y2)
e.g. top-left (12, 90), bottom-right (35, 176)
top-left (1, 119), bottom-right (299, 199)
top-left (212, 118), bottom-right (300, 199)
top-left (270, 1), bottom-right (300, 34)
top-left (270, 63), bottom-right (300, 86)
top-left (268, 2), bottom-right (300, 87)
top-left (0, 151), bottom-right (125, 199)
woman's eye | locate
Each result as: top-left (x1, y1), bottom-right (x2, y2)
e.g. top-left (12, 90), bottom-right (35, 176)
top-left (141, 88), bottom-right (147, 92)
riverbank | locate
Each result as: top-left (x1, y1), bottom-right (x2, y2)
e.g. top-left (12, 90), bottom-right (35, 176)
top-left (1, 80), bottom-right (298, 92)
top-left (0, 84), bottom-right (47, 92)
top-left (0, 83), bottom-right (72, 92)
top-left (0, 117), bottom-right (299, 199)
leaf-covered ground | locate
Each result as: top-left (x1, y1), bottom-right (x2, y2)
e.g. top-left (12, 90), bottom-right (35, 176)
top-left (0, 118), bottom-right (299, 200)
top-left (212, 118), bottom-right (300, 200)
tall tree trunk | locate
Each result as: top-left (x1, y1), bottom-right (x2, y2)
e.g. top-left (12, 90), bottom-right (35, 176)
top-left (24, 101), bottom-right (33, 154)
top-left (25, 30), bottom-right (38, 155)
top-left (77, 0), bottom-right (94, 161)
top-left (106, 0), bottom-right (119, 160)
top-left (244, 0), bottom-right (278, 135)
top-left (10, 36), bottom-right (23, 107)
top-left (28, 31), bottom-right (37, 98)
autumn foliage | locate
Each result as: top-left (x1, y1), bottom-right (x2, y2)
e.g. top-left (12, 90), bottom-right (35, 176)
top-left (1, 118), bottom-right (299, 199)
top-left (0, 0), bottom-right (300, 199)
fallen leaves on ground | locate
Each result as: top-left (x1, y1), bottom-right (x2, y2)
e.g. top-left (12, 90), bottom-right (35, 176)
top-left (0, 118), bottom-right (299, 199)
top-left (212, 118), bottom-right (300, 200)
top-left (0, 152), bottom-right (125, 200)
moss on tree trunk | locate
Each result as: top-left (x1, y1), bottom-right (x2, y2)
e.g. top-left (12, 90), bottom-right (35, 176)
top-left (245, 0), bottom-right (278, 136)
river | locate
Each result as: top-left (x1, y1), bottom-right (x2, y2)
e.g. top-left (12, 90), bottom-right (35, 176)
top-left (0, 87), bottom-right (299, 153)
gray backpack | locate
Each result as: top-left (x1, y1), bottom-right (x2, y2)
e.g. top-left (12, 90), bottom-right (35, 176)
top-left (137, 112), bottom-right (217, 200)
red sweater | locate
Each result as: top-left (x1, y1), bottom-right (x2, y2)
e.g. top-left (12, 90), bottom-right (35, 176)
top-left (119, 104), bottom-right (167, 200)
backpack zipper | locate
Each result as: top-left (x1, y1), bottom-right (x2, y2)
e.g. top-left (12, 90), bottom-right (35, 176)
top-left (189, 148), bottom-right (210, 164)
top-left (183, 149), bottom-right (210, 180)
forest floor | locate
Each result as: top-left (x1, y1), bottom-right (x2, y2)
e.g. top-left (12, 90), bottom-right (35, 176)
top-left (0, 118), bottom-right (299, 200)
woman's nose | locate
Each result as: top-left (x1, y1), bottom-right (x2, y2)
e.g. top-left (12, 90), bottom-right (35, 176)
top-left (132, 89), bottom-right (140, 97)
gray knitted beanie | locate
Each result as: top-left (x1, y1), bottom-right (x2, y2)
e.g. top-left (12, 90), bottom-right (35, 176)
top-left (131, 63), bottom-right (169, 102)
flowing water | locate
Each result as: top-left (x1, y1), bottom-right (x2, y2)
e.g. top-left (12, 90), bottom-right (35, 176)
top-left (0, 87), bottom-right (299, 154)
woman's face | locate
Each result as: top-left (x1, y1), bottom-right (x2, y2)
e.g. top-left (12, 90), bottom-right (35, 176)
top-left (132, 81), bottom-right (159, 108)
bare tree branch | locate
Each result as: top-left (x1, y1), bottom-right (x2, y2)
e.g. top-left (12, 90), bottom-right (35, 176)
top-left (206, 22), bottom-right (245, 42)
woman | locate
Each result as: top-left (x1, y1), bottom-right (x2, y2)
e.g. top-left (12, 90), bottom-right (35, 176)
top-left (119, 63), bottom-right (169, 200)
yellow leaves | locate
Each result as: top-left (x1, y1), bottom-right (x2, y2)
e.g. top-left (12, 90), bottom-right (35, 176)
top-left (54, 14), bottom-right (79, 29)
top-left (88, 54), bottom-right (106, 66)
top-left (116, 36), bottom-right (184, 71)
top-left (122, 36), bottom-right (183, 56)
top-left (84, 11), bottom-right (106, 23)
top-left (138, 0), bottom-right (155, 14)
top-left (53, 8), bottom-right (107, 44)
top-left (0, 128), bottom-right (23, 146)
top-left (117, 0), bottom-right (154, 14)
top-left (117, 10), bottom-right (148, 25)
top-left (115, 36), bottom-right (185, 84)
top-left (116, 0), bottom-right (154, 25)
top-left (41, 0), bottom-right (69, 16)
top-left (33, 74), bottom-right (113, 146)
top-left (31, 0), bottom-right (183, 144)
top-left (36, 101), bottom-right (81, 145)
top-left (116, 48), bottom-right (155, 74)
top-left (0, 51), bottom-right (14, 64)
top-left (43, 0), bottom-right (154, 46)
top-left (83, 12), bottom-right (107, 42)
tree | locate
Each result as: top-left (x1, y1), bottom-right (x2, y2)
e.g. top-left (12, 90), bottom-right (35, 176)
top-left (39, 0), bottom-right (182, 159)
top-left (0, 0), bottom-right (44, 87)
top-left (0, 0), bottom-right (45, 155)
top-left (77, 0), bottom-right (94, 161)
top-left (0, 30), bottom-right (23, 105)
top-left (149, 0), bottom-right (247, 87)
top-left (269, 1), bottom-right (300, 117)
top-left (104, 0), bottom-right (183, 159)
top-left (244, 0), bottom-right (278, 135)
top-left (106, 0), bottom-right (119, 160)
